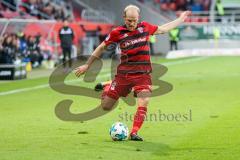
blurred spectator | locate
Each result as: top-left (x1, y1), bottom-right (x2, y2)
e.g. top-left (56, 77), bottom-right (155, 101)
top-left (176, 0), bottom-right (187, 11)
top-left (139, 0), bottom-right (211, 23)
top-left (169, 27), bottom-right (180, 50)
top-left (1, 0), bottom-right (16, 11)
top-left (149, 35), bottom-right (156, 55)
top-left (17, 32), bottom-right (28, 56)
top-left (26, 35), bottom-right (43, 67)
top-left (214, 0), bottom-right (224, 22)
top-left (54, 7), bottom-right (65, 20)
top-left (59, 19), bottom-right (74, 69)
top-left (142, 0), bottom-right (210, 12)
top-left (203, 0), bottom-right (211, 11)
top-left (0, 34), bottom-right (18, 64)
top-left (0, 0), bottom-right (71, 20)
top-left (0, 32), bottom-right (44, 67)
top-left (191, 0), bottom-right (203, 12)
top-left (216, 0), bottom-right (224, 16)
top-left (24, 0), bottom-right (39, 17)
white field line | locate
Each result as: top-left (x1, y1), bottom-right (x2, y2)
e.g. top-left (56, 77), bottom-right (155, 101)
top-left (160, 56), bottom-right (208, 66)
top-left (0, 57), bottom-right (208, 96)
top-left (0, 73), bottom-right (111, 96)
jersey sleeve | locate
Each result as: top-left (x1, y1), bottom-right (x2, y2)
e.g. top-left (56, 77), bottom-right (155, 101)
top-left (104, 29), bottom-right (119, 46)
top-left (142, 21), bottom-right (158, 35)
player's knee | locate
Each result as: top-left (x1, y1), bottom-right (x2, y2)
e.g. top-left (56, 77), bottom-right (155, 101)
top-left (101, 101), bottom-right (113, 111)
top-left (138, 98), bottom-right (150, 107)
top-left (137, 90), bottom-right (151, 107)
top-left (101, 104), bottom-right (112, 111)
top-left (101, 96), bottom-right (117, 111)
top-left (137, 90), bottom-right (151, 97)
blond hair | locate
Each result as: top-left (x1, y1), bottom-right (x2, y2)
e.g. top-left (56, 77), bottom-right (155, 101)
top-left (123, 4), bottom-right (140, 17)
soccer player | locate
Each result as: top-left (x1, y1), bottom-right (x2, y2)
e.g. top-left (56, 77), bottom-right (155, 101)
top-left (75, 5), bottom-right (191, 141)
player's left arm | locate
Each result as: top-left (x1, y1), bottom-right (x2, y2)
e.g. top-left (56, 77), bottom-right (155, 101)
top-left (154, 11), bottom-right (191, 35)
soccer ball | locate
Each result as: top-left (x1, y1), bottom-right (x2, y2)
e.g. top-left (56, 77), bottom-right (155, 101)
top-left (109, 122), bottom-right (129, 141)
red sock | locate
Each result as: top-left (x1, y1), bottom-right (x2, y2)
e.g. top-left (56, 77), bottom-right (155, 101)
top-left (131, 106), bottom-right (147, 135)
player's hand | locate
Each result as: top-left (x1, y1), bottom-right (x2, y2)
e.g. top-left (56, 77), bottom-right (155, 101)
top-left (179, 11), bottom-right (191, 22)
top-left (74, 64), bottom-right (89, 77)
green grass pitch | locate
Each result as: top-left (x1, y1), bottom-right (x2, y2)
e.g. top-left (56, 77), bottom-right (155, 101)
top-left (0, 56), bottom-right (239, 160)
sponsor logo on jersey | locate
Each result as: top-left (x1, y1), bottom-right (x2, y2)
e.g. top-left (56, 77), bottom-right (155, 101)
top-left (120, 37), bottom-right (147, 49)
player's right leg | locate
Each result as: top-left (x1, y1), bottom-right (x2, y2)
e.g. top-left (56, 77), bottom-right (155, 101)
top-left (100, 76), bottom-right (130, 111)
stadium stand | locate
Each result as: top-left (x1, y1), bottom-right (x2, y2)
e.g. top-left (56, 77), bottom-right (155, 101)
top-left (78, 0), bottom-right (240, 56)
top-left (0, 0), bottom-right (73, 20)
top-left (137, 0), bottom-right (211, 23)
top-left (0, 0), bottom-right (115, 73)
top-left (1, 0), bottom-right (240, 79)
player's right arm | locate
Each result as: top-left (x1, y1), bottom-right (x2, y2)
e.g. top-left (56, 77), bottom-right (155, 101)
top-left (75, 42), bottom-right (106, 77)
top-left (75, 28), bottom-right (119, 77)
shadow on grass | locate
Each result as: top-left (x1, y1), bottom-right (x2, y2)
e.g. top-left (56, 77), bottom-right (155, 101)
top-left (103, 139), bottom-right (171, 156)
top-left (102, 139), bottom-right (225, 157)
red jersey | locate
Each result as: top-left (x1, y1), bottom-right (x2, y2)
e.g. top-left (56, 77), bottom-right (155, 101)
top-left (104, 21), bottom-right (158, 74)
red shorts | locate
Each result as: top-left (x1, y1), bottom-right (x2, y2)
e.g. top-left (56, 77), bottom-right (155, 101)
top-left (102, 73), bottom-right (152, 100)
